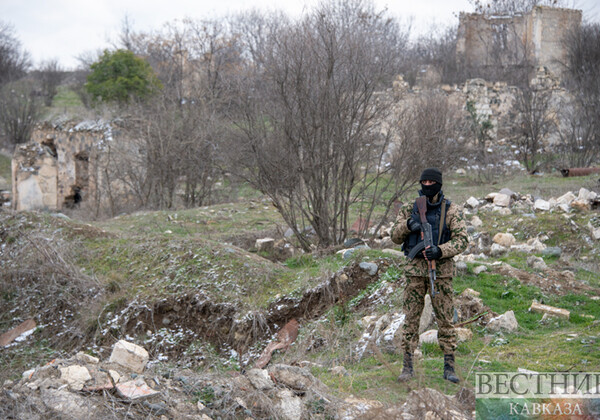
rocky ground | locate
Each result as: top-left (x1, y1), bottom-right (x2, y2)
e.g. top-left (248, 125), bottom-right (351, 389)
top-left (1, 177), bottom-right (599, 419)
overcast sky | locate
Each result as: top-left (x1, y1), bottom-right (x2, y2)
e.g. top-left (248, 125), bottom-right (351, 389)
top-left (3, 0), bottom-right (599, 70)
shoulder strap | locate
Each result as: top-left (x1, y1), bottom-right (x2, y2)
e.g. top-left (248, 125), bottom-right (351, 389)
top-left (438, 199), bottom-right (447, 244)
top-left (416, 196), bottom-right (427, 224)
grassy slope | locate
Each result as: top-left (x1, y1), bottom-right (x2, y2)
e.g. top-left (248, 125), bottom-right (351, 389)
top-left (1, 172), bottom-right (600, 407)
top-left (0, 153), bottom-right (11, 184)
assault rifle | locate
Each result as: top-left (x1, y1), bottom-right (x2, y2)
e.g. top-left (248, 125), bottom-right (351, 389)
top-left (406, 196), bottom-right (437, 298)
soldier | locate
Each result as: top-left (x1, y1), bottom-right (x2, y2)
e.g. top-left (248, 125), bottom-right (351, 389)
top-left (391, 168), bottom-right (468, 383)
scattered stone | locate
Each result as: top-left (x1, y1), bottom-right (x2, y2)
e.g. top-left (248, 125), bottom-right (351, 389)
top-left (493, 193), bottom-right (511, 207)
top-left (60, 365), bottom-right (92, 391)
top-left (587, 223), bottom-right (600, 241)
top-left (461, 288), bottom-right (480, 298)
top-left (75, 352), bottom-right (99, 364)
top-left (359, 262), bottom-right (378, 276)
top-left (255, 238), bottom-right (275, 253)
top-left (419, 330), bottom-right (438, 345)
top-left (456, 261), bottom-right (468, 273)
top-left (115, 379), bottom-right (159, 400)
top-left (274, 389), bottom-right (304, 420)
top-left (473, 265), bottom-right (488, 275)
top-left (534, 199), bottom-right (550, 211)
top-left (419, 294), bottom-right (434, 334)
top-left (530, 302), bottom-right (570, 319)
top-left (527, 238), bottom-right (546, 252)
top-left (490, 243), bottom-right (507, 257)
top-left (556, 191), bottom-right (576, 205)
top-left (108, 340), bottom-right (149, 373)
top-left (42, 388), bottom-right (99, 418)
top-left (470, 215), bottom-right (483, 227)
top-left (268, 364), bottom-right (319, 391)
top-left (541, 247), bottom-right (562, 258)
top-left (527, 256), bottom-right (547, 271)
top-left (466, 197), bottom-right (480, 209)
top-left (486, 310), bottom-right (519, 333)
top-left (246, 368), bottom-right (274, 390)
top-left (456, 328), bottom-right (473, 342)
top-left (493, 233), bottom-right (516, 247)
top-left (0, 318), bottom-right (36, 347)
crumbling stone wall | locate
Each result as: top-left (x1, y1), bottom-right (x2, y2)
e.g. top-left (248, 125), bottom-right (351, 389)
top-left (390, 66), bottom-right (572, 145)
top-left (12, 121), bottom-right (110, 211)
top-left (457, 6), bottom-right (581, 79)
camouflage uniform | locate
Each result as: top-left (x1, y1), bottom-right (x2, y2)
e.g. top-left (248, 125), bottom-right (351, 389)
top-left (391, 193), bottom-right (468, 355)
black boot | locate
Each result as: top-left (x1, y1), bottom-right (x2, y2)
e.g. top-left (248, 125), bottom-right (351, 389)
top-left (443, 354), bottom-right (460, 383)
top-left (397, 352), bottom-right (414, 382)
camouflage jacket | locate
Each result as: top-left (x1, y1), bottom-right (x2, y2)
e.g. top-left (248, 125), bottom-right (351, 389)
top-left (391, 193), bottom-right (469, 278)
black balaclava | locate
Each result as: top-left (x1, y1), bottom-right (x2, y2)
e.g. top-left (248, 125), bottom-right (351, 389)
top-left (420, 168), bottom-right (443, 198)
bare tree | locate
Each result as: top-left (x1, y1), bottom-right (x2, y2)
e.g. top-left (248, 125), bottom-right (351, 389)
top-left (35, 59), bottom-right (65, 106)
top-left (227, 0), bottom-right (410, 250)
top-left (0, 80), bottom-right (40, 145)
top-left (0, 21), bottom-right (30, 86)
top-left (512, 85), bottom-right (556, 172)
top-left (560, 22), bottom-right (600, 167)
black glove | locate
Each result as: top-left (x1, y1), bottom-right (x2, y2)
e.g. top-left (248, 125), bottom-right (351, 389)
top-left (407, 218), bottom-right (421, 232)
top-left (424, 245), bottom-right (442, 260)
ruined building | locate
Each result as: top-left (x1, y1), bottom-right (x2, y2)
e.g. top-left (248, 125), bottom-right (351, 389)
top-left (11, 121), bottom-right (111, 211)
top-left (457, 6), bottom-right (582, 79)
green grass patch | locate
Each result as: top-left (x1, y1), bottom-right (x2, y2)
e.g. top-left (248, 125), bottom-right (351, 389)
top-left (0, 153), bottom-right (11, 184)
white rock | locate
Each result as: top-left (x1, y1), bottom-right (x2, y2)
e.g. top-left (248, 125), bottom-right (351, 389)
top-left (493, 193), bottom-right (511, 207)
top-left (419, 294), bottom-right (434, 334)
top-left (510, 244), bottom-right (534, 253)
top-left (470, 215), bottom-right (483, 228)
top-left (527, 238), bottom-right (546, 252)
top-left (275, 389), bottom-right (304, 420)
top-left (490, 244), bottom-right (507, 257)
top-left (485, 193), bottom-right (498, 202)
top-left (108, 340), bottom-right (149, 373)
top-left (60, 366), bottom-right (92, 391)
top-left (473, 265), bottom-right (488, 275)
top-left (556, 203), bottom-right (571, 213)
top-left (556, 192), bottom-right (576, 205)
top-left (493, 233), bottom-right (516, 247)
top-left (419, 330), bottom-right (438, 345)
top-left (527, 256), bottom-right (547, 270)
top-left (382, 248), bottom-right (403, 257)
top-left (246, 368), bottom-right (274, 390)
top-left (75, 352), bottom-right (99, 364)
top-left (466, 197), bottom-right (480, 209)
top-left (487, 310), bottom-right (519, 333)
top-left (534, 199), bottom-right (550, 211)
top-left (578, 188), bottom-right (593, 202)
top-left (255, 238), bottom-right (275, 252)
top-left (588, 223), bottom-right (600, 241)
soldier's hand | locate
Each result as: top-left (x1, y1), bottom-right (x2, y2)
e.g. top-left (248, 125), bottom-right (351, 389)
top-left (424, 245), bottom-right (442, 260)
top-left (407, 218), bottom-right (421, 232)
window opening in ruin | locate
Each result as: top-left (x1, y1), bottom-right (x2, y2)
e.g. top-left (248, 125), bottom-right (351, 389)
top-left (63, 151), bottom-right (89, 209)
top-left (41, 138), bottom-right (57, 157)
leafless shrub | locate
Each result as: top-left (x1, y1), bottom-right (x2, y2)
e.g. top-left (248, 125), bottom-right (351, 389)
top-left (0, 79), bottom-right (41, 145)
top-left (511, 85), bottom-right (556, 172)
top-left (0, 21), bottom-right (30, 86)
top-left (561, 22), bottom-right (600, 167)
top-left (34, 59), bottom-right (66, 106)
top-left (226, 0), bottom-right (411, 250)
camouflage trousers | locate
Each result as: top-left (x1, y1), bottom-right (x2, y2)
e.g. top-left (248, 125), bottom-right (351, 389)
top-left (401, 275), bottom-right (457, 355)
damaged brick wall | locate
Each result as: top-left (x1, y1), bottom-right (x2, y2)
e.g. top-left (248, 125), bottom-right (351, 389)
top-left (456, 6), bottom-right (582, 79)
top-left (12, 121), bottom-right (109, 211)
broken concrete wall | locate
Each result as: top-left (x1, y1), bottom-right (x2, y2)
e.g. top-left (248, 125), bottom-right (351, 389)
top-left (12, 121), bottom-right (110, 212)
top-left (457, 6), bottom-right (582, 80)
